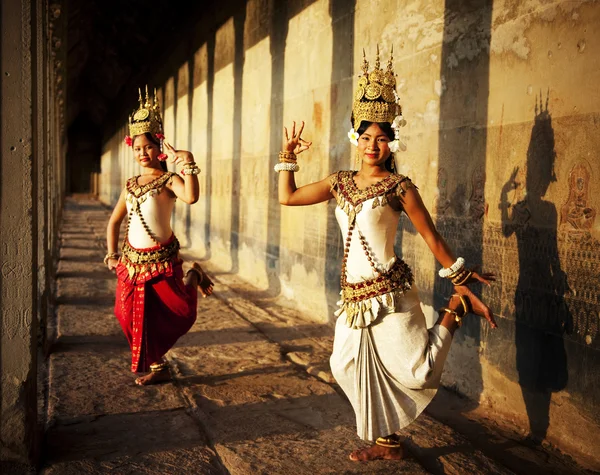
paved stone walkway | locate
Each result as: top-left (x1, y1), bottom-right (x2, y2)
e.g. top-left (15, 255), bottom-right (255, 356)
top-left (40, 196), bottom-right (593, 475)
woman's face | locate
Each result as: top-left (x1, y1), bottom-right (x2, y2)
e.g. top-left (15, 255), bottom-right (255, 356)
top-left (133, 134), bottom-right (160, 167)
top-left (357, 123), bottom-right (391, 167)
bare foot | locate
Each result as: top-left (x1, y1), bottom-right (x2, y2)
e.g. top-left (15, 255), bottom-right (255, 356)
top-left (135, 370), bottom-right (171, 386)
top-left (191, 262), bottom-right (214, 298)
top-left (349, 443), bottom-right (404, 462)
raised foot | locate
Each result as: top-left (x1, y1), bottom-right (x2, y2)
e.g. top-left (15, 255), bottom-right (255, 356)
top-left (349, 443), bottom-right (404, 462)
top-left (191, 262), bottom-right (214, 298)
top-left (135, 370), bottom-right (171, 386)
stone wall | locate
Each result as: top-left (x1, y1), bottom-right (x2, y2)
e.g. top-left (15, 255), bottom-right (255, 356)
top-left (0, 0), bottom-right (67, 468)
top-left (98, 0), bottom-right (600, 464)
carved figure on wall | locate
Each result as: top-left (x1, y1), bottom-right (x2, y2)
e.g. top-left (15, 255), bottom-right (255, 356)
top-left (500, 90), bottom-right (572, 444)
top-left (105, 87), bottom-right (214, 387)
top-left (434, 167), bottom-right (451, 216)
top-left (468, 166), bottom-right (486, 220)
top-left (560, 160), bottom-right (596, 231)
top-left (277, 47), bottom-right (497, 462)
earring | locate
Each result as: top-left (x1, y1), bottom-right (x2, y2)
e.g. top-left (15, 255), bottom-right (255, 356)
top-left (390, 155), bottom-right (396, 173)
top-left (355, 150), bottom-right (361, 170)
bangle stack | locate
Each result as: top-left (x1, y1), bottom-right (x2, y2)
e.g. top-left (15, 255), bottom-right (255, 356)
top-left (104, 252), bottom-right (119, 265)
top-left (438, 257), bottom-right (472, 285)
top-left (181, 162), bottom-right (200, 176)
top-left (274, 150), bottom-right (300, 172)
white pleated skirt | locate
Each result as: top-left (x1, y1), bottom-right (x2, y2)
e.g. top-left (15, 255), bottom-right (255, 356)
top-left (330, 286), bottom-right (452, 441)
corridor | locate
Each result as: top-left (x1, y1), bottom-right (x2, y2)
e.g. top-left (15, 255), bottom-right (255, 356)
top-left (39, 196), bottom-right (588, 475)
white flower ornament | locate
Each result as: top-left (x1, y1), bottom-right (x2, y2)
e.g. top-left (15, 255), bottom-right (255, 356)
top-left (388, 140), bottom-right (400, 153)
top-left (348, 128), bottom-right (359, 146)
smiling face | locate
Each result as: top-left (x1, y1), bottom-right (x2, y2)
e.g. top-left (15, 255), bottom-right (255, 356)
top-left (132, 133), bottom-right (161, 168)
top-left (357, 122), bottom-right (392, 167)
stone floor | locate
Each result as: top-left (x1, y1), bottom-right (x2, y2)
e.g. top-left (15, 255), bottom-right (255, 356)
top-left (38, 195), bottom-right (594, 475)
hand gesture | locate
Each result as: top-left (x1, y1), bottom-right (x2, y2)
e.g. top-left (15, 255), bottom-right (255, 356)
top-left (454, 282), bottom-right (498, 329)
top-left (462, 268), bottom-right (496, 286)
top-left (501, 166), bottom-right (519, 195)
top-left (283, 121), bottom-right (312, 155)
top-left (163, 140), bottom-right (195, 165)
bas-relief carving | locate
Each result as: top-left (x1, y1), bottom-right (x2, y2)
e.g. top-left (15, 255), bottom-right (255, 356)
top-left (468, 166), bottom-right (487, 220)
top-left (560, 160), bottom-right (596, 232)
top-left (434, 166), bottom-right (487, 222)
top-left (1, 308), bottom-right (32, 339)
top-left (433, 167), bottom-right (451, 216)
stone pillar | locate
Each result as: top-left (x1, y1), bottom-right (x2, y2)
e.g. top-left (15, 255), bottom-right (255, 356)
top-left (0, 0), bottom-right (38, 467)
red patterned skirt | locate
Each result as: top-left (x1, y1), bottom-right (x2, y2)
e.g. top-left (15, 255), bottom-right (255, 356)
top-left (114, 235), bottom-right (197, 372)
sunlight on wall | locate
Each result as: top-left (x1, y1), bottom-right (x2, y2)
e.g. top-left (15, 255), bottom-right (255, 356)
top-left (279, 0), bottom-right (333, 320)
top-left (210, 18), bottom-right (236, 270)
top-left (238, 36), bottom-right (272, 289)
top-left (173, 61), bottom-right (192, 247)
top-left (189, 44), bottom-right (210, 258)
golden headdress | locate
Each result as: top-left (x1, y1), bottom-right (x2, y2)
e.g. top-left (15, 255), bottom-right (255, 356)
top-left (352, 46), bottom-right (402, 127)
top-left (128, 86), bottom-right (164, 138)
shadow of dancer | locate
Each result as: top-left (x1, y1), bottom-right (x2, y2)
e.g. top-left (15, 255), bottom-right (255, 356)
top-left (499, 92), bottom-right (572, 444)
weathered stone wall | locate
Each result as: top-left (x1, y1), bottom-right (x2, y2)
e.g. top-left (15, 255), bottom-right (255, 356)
top-left (98, 0), bottom-right (600, 464)
top-left (0, 0), bottom-right (67, 468)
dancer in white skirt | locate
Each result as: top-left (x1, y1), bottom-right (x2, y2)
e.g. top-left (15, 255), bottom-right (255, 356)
top-left (276, 48), bottom-right (497, 462)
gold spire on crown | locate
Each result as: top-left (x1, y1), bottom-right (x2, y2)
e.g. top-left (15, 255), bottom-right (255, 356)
top-left (128, 86), bottom-right (164, 137)
top-left (352, 46), bottom-right (401, 127)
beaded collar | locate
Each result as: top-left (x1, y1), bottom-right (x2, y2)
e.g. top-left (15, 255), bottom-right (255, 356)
top-left (335, 170), bottom-right (409, 206)
top-left (126, 172), bottom-right (175, 199)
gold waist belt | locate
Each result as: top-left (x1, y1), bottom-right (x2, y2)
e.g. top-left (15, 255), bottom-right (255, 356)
top-left (121, 237), bottom-right (180, 265)
top-left (341, 258), bottom-right (413, 303)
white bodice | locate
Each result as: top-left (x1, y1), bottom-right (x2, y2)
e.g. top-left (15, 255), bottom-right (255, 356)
top-left (335, 197), bottom-right (400, 283)
top-left (330, 170), bottom-right (415, 329)
top-left (125, 173), bottom-right (176, 249)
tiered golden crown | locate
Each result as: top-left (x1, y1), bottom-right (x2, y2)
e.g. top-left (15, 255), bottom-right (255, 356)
top-left (128, 86), bottom-right (163, 137)
top-left (352, 46), bottom-right (401, 127)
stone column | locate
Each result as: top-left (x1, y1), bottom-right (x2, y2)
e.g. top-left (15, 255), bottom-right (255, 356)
top-left (0, 0), bottom-right (38, 466)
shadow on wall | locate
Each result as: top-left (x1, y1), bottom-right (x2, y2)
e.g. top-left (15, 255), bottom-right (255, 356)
top-left (500, 92), bottom-right (572, 443)
top-left (433, 0), bottom-right (493, 407)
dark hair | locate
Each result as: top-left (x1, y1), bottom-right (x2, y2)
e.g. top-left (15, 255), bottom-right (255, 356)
top-left (355, 121), bottom-right (395, 141)
top-left (132, 132), bottom-right (167, 171)
top-left (354, 121), bottom-right (395, 172)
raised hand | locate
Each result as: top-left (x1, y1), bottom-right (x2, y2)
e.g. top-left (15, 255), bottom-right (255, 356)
top-left (283, 121), bottom-right (312, 155)
top-left (501, 166), bottom-right (520, 195)
top-left (163, 140), bottom-right (195, 165)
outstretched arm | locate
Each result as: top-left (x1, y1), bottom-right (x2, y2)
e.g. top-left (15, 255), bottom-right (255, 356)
top-left (164, 140), bottom-right (200, 204)
top-left (278, 121), bottom-right (333, 206)
top-left (401, 184), bottom-right (497, 328)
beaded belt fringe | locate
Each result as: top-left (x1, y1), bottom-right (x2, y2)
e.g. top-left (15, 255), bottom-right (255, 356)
top-left (120, 237), bottom-right (180, 282)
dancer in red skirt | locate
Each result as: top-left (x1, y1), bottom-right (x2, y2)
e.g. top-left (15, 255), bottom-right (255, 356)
top-left (105, 87), bottom-right (213, 385)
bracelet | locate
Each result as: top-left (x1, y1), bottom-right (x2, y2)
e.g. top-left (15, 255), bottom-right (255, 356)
top-left (440, 307), bottom-right (462, 328)
top-left (181, 164), bottom-right (201, 175)
top-left (278, 151), bottom-right (296, 161)
top-left (449, 268), bottom-right (468, 284)
top-left (104, 252), bottom-right (119, 265)
top-left (274, 162), bottom-right (300, 172)
top-left (453, 294), bottom-right (471, 314)
top-left (439, 257), bottom-right (465, 278)
top-left (452, 270), bottom-right (472, 286)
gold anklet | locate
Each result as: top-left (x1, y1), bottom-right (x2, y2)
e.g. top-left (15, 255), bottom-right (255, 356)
top-left (149, 362), bottom-right (168, 373)
top-left (375, 436), bottom-right (401, 448)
